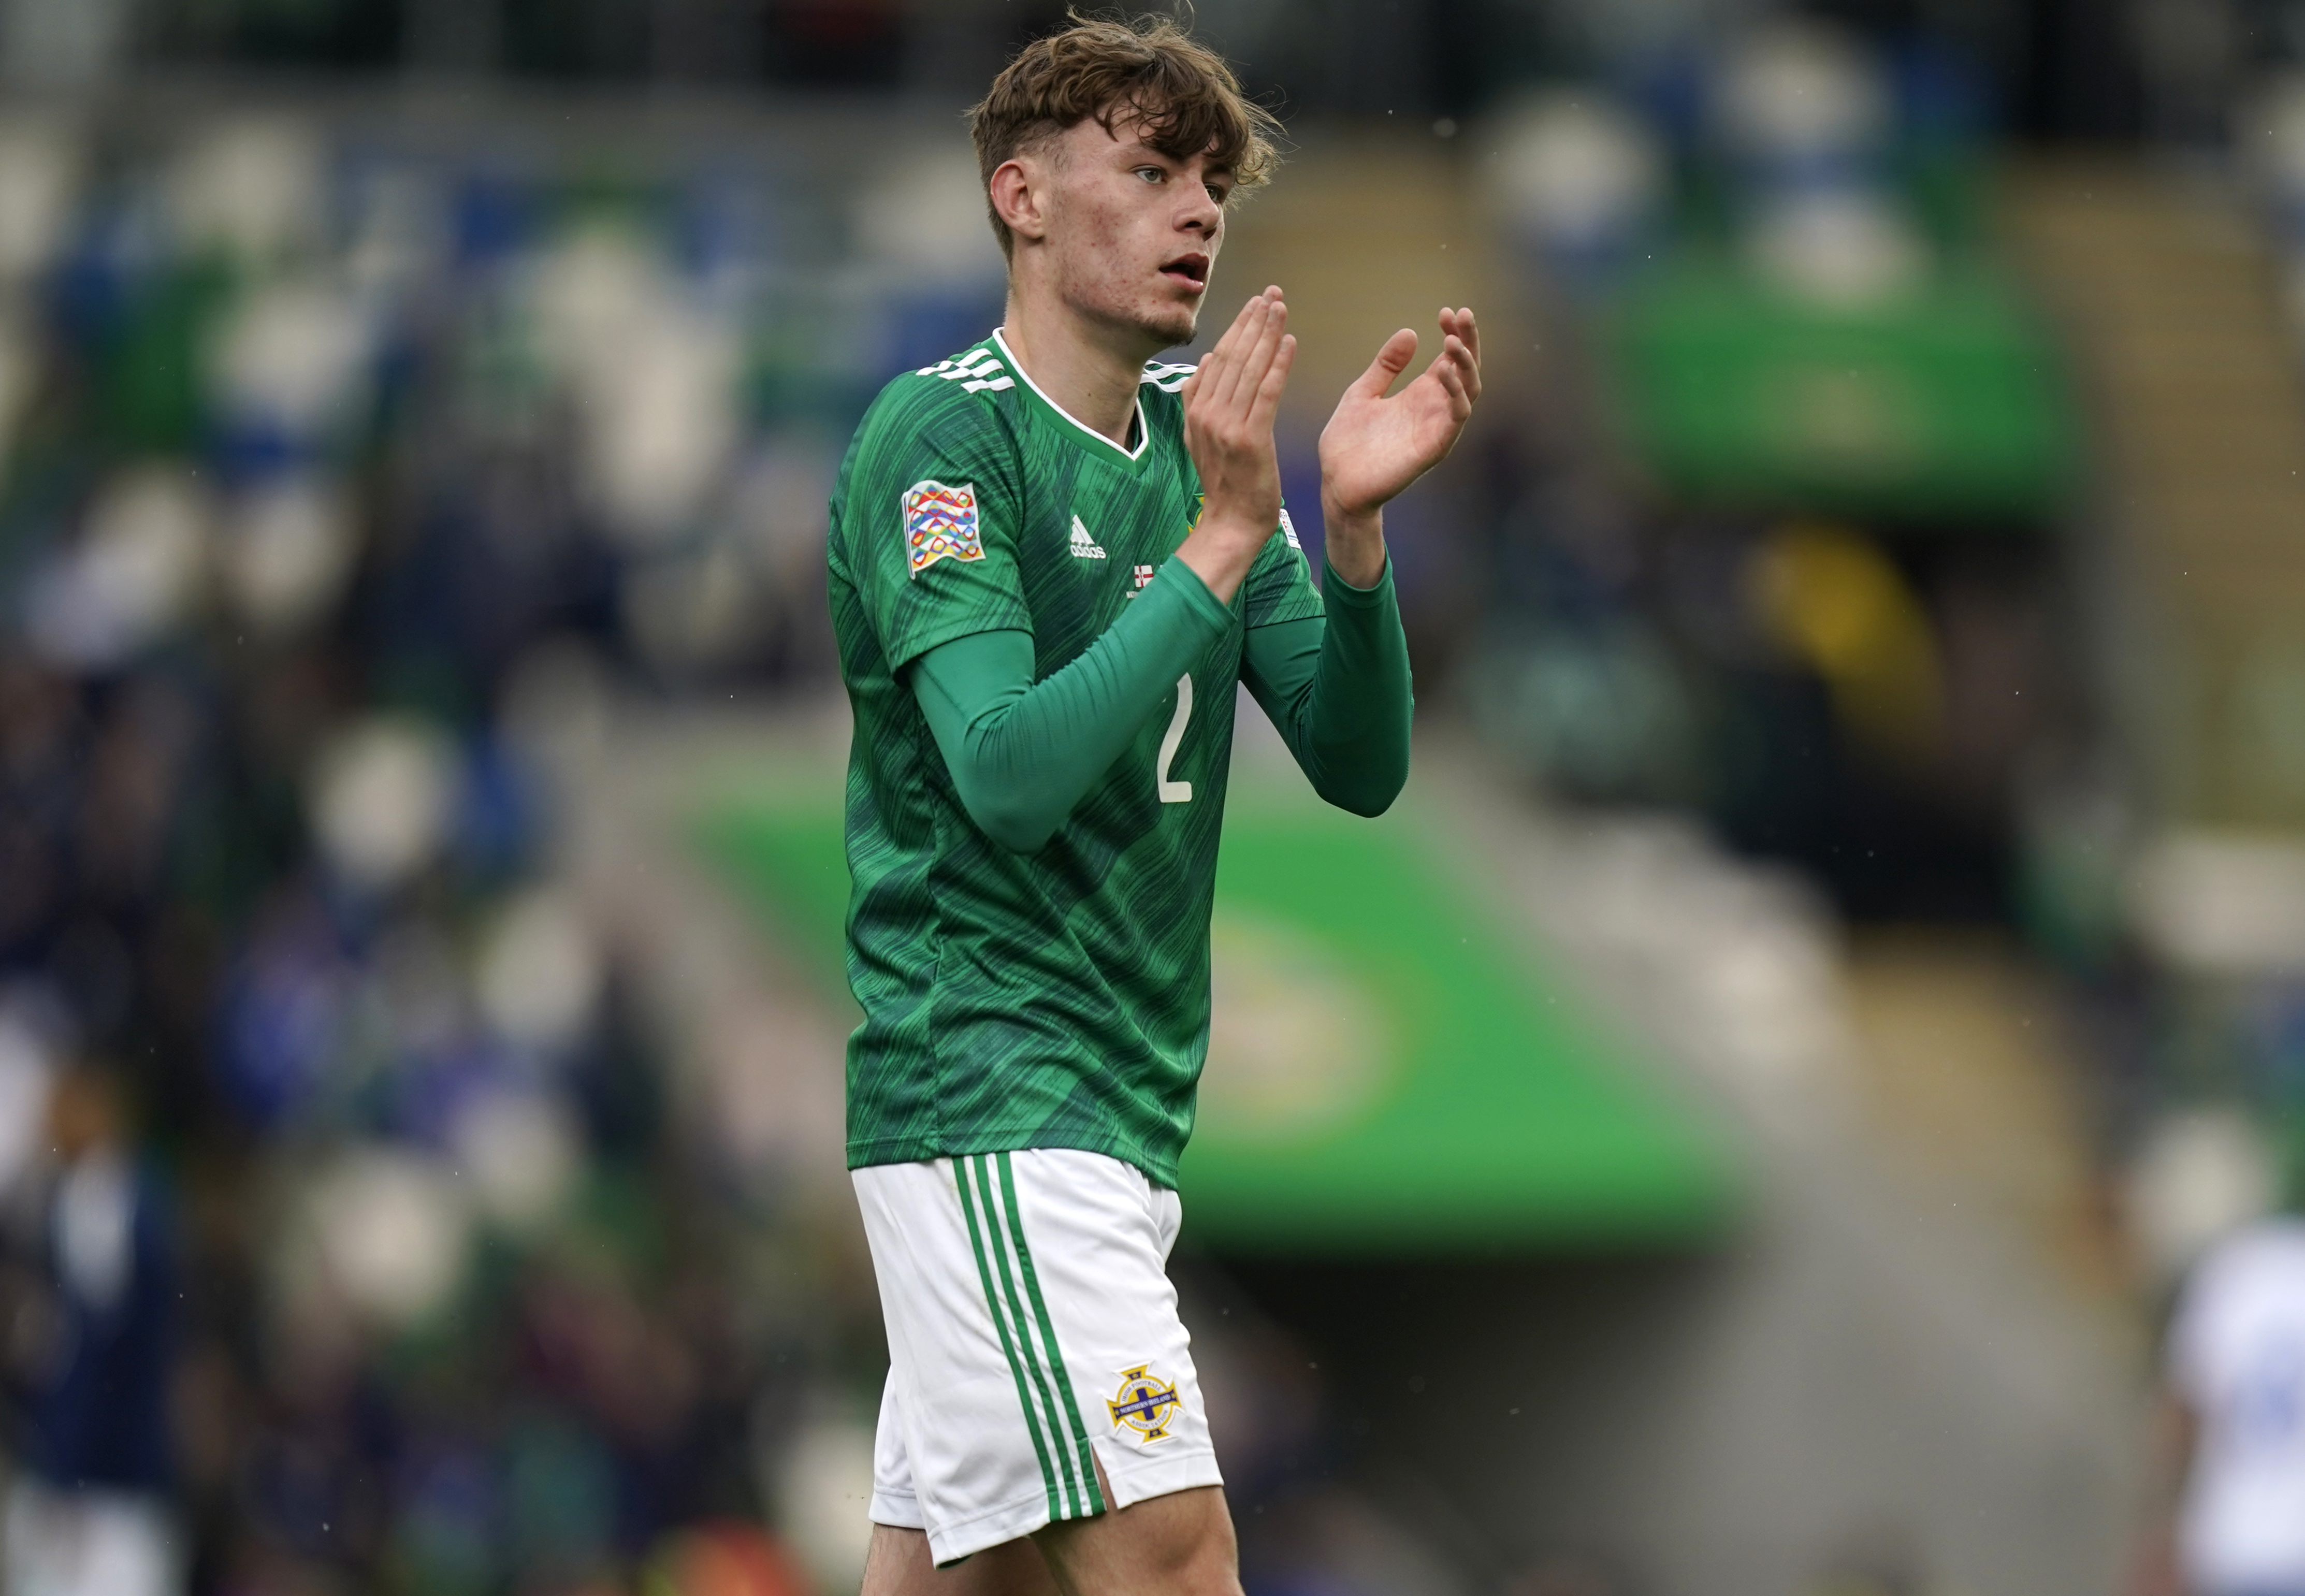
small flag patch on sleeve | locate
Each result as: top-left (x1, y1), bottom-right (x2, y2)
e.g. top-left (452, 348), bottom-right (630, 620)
top-left (903, 480), bottom-right (985, 577)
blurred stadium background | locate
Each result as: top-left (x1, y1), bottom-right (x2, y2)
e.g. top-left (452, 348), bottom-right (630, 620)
top-left (4, 1), bottom-right (2305, 1592)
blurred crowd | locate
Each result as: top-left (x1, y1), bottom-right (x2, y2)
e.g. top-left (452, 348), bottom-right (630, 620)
top-left (1466, 21), bottom-right (2075, 924)
top-left (0, 104), bottom-right (989, 1595)
top-left (1464, 18), bottom-right (2305, 1285)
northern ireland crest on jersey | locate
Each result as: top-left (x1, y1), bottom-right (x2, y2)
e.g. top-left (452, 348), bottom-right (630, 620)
top-left (1107, 1365), bottom-right (1182, 1442)
top-left (903, 480), bottom-right (984, 577)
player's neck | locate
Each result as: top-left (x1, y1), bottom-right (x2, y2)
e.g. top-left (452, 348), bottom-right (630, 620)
top-left (997, 292), bottom-right (1157, 449)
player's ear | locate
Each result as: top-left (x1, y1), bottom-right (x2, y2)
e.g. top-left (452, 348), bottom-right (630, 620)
top-left (989, 157), bottom-right (1050, 246)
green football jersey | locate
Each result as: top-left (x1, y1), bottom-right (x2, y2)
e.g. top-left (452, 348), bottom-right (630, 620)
top-left (828, 329), bottom-right (1324, 1186)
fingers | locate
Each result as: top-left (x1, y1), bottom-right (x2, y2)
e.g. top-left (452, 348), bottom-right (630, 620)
top-left (1349, 328), bottom-right (1420, 400)
top-left (1434, 352), bottom-right (1471, 421)
top-left (1226, 289), bottom-right (1281, 410)
top-left (1191, 293), bottom-right (1264, 406)
top-left (1444, 328), bottom-right (1481, 403)
top-left (1212, 289), bottom-right (1286, 414)
top-left (1199, 288), bottom-right (1282, 412)
top-left (1424, 335), bottom-right (1479, 412)
top-left (1432, 308), bottom-right (1482, 404)
top-left (1235, 292), bottom-right (1288, 409)
top-left (1250, 332), bottom-right (1296, 430)
top-left (1188, 293), bottom-right (1262, 412)
top-left (1450, 306), bottom-right (1481, 372)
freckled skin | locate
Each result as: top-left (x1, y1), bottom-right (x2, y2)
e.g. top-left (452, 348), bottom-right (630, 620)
top-left (1026, 118), bottom-right (1228, 355)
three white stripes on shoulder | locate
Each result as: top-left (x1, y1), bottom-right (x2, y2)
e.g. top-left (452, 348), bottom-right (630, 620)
top-left (916, 352), bottom-right (1195, 395)
top-left (918, 350), bottom-right (1014, 392)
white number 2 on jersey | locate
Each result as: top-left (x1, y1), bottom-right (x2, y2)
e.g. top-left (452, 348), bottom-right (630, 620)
top-left (1157, 674), bottom-right (1193, 804)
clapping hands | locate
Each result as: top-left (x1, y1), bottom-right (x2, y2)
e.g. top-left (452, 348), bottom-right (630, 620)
top-left (1319, 308), bottom-right (1483, 527)
top-left (1172, 293), bottom-right (1483, 600)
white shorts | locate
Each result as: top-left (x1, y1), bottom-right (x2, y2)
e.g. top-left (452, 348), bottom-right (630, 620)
top-left (852, 1149), bottom-right (1222, 1564)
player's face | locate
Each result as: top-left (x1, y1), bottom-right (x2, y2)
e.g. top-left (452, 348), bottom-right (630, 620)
top-left (1041, 113), bottom-right (1229, 349)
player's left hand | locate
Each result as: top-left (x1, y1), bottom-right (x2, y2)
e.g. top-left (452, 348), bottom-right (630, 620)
top-left (1317, 308), bottom-right (1482, 520)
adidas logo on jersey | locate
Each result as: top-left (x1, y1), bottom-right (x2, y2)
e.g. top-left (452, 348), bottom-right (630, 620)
top-left (1069, 515), bottom-right (1107, 559)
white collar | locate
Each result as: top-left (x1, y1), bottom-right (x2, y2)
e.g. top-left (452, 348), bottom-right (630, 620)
top-left (990, 327), bottom-right (1151, 462)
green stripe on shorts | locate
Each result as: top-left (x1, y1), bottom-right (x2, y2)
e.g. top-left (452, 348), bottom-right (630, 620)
top-left (954, 1155), bottom-right (1061, 1520)
top-left (997, 1152), bottom-right (1107, 1515)
top-left (972, 1155), bottom-right (1091, 1520)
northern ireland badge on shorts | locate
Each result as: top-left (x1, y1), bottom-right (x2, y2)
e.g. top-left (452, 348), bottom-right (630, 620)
top-left (904, 480), bottom-right (985, 578)
top-left (1107, 1365), bottom-right (1182, 1442)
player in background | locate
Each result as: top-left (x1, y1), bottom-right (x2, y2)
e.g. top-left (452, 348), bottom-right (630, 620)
top-left (2128, 1127), bottom-right (2305, 1596)
top-left (826, 14), bottom-right (1481, 1595)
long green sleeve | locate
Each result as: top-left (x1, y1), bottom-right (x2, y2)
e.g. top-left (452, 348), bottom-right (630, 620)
top-left (908, 555), bottom-right (1233, 852)
top-left (1240, 559), bottom-right (1414, 816)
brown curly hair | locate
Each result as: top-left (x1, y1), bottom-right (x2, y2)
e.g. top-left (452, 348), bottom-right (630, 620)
top-left (969, 12), bottom-right (1282, 260)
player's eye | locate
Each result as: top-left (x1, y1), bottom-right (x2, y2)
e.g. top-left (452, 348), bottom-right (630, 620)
top-left (1205, 183), bottom-right (1229, 205)
top-left (1135, 166), bottom-right (1165, 184)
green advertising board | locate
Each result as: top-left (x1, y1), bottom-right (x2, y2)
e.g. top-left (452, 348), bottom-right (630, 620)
top-left (699, 774), bottom-right (1733, 1253)
top-left (1607, 262), bottom-right (2076, 521)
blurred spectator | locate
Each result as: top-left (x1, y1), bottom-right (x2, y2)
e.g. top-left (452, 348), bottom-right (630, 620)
top-left (0, 0), bottom-right (134, 89)
top-left (2130, 1123), bottom-right (2305, 1596)
top-left (4, 1059), bottom-right (181, 1596)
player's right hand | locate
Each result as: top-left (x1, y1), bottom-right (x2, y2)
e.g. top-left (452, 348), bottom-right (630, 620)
top-left (1179, 287), bottom-right (1293, 564)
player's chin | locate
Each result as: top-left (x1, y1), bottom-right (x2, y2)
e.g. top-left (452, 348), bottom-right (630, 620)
top-left (1136, 303), bottom-right (1199, 349)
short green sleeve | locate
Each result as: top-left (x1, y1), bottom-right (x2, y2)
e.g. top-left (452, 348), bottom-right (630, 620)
top-left (1241, 505), bottom-right (1326, 630)
top-left (839, 383), bottom-right (1032, 672)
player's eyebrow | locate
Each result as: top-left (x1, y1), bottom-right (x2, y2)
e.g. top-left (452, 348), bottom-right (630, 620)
top-left (1116, 135), bottom-right (1233, 186)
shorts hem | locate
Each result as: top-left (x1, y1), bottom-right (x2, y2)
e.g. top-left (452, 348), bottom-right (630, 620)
top-left (869, 1488), bottom-right (923, 1530)
top-left (1091, 1440), bottom-right (1224, 1511)
top-left (920, 1491), bottom-right (1067, 1567)
top-left (890, 1450), bottom-right (1224, 1565)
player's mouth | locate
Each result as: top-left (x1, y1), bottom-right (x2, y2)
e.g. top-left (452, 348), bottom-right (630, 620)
top-left (1159, 253), bottom-right (1209, 292)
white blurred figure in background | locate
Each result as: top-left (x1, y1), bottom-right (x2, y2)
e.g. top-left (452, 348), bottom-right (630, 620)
top-left (2247, 73), bottom-right (2305, 342)
top-left (0, 0), bottom-right (132, 89)
top-left (165, 118), bottom-right (325, 270)
top-left (530, 222), bottom-right (742, 549)
top-left (0, 1012), bottom-right (54, 1210)
top-left (0, 120), bottom-right (81, 285)
top-left (3, 1061), bottom-right (182, 1596)
top-left (2129, 1122), bottom-right (2305, 1596)
top-left (1483, 90), bottom-right (1662, 294)
top-left (1715, 20), bottom-right (1927, 309)
top-left (23, 468), bottom-right (215, 675)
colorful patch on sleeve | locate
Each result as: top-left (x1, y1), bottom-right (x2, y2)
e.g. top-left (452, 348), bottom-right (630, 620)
top-left (1279, 507), bottom-right (1302, 550)
top-left (903, 480), bottom-right (985, 578)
